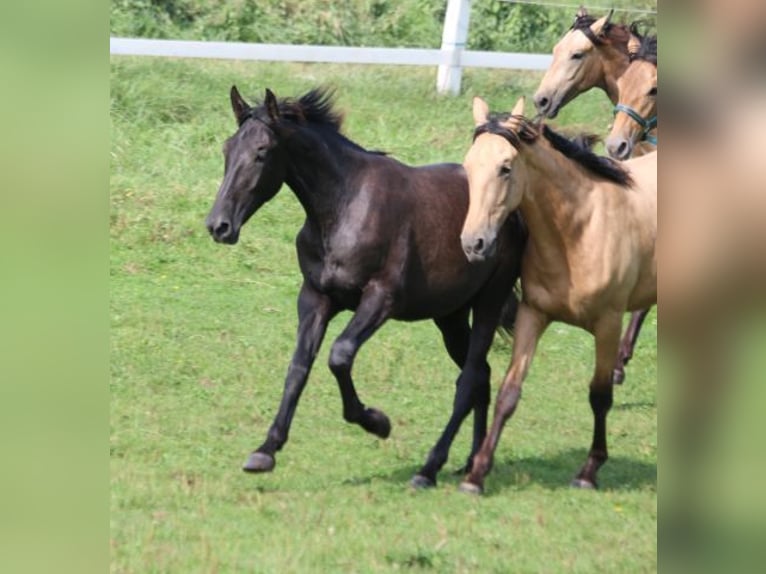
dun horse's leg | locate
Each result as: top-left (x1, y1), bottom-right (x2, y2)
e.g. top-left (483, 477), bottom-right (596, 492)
top-left (243, 283), bottom-right (336, 473)
top-left (572, 314), bottom-right (622, 488)
top-left (328, 281), bottom-right (394, 438)
top-left (613, 308), bottom-right (650, 384)
top-left (459, 304), bottom-right (549, 494)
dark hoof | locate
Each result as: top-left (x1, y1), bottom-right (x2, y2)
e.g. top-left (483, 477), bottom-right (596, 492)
top-left (242, 451), bottom-right (275, 473)
top-left (570, 477), bottom-right (598, 489)
top-left (410, 474), bottom-right (436, 489)
top-left (612, 367), bottom-right (625, 385)
top-left (361, 407), bottom-right (391, 439)
top-left (458, 481), bottom-right (483, 495)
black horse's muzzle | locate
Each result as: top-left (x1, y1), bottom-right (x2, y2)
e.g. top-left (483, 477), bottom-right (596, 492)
top-left (206, 213), bottom-right (240, 244)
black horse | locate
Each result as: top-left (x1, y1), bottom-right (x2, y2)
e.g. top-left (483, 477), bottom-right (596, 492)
top-left (205, 86), bottom-right (526, 487)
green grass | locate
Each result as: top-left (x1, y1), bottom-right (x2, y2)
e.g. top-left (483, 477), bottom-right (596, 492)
top-left (110, 57), bottom-right (655, 572)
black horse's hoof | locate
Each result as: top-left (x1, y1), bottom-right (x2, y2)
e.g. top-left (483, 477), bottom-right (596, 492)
top-left (458, 481), bottom-right (483, 495)
top-left (570, 477), bottom-right (598, 490)
top-left (612, 367), bottom-right (625, 385)
top-left (410, 474), bottom-right (436, 489)
top-left (242, 452), bottom-right (275, 473)
top-left (361, 408), bottom-right (391, 439)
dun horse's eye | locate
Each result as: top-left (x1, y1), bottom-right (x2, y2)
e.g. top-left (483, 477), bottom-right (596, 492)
top-left (499, 165), bottom-right (512, 177)
top-left (571, 52), bottom-right (584, 60)
top-left (648, 86), bottom-right (657, 96)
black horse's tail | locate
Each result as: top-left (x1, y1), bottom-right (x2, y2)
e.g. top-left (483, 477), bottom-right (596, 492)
top-left (496, 210), bottom-right (527, 341)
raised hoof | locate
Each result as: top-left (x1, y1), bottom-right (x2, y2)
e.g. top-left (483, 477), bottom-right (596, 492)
top-left (612, 367), bottom-right (625, 385)
top-left (242, 451), bottom-right (275, 473)
top-left (570, 477), bottom-right (598, 490)
top-left (458, 481), bottom-right (484, 495)
top-left (362, 408), bottom-right (392, 439)
top-left (410, 474), bottom-right (436, 489)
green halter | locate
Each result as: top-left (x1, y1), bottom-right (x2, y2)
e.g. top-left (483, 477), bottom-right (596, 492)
top-left (613, 103), bottom-right (657, 146)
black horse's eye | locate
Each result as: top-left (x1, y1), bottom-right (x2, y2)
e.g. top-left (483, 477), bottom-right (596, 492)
top-left (255, 146), bottom-right (268, 162)
top-left (499, 165), bottom-right (512, 177)
top-left (648, 86), bottom-right (657, 96)
top-left (571, 52), bottom-right (584, 60)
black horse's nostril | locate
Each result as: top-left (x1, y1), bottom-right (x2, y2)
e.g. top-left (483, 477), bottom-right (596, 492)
top-left (214, 221), bottom-right (230, 239)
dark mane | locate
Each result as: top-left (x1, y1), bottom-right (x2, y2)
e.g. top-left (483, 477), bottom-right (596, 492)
top-left (571, 11), bottom-right (632, 47)
top-left (274, 87), bottom-right (345, 131)
top-left (628, 27), bottom-right (657, 65)
top-left (263, 87), bottom-right (385, 155)
top-left (474, 116), bottom-right (633, 187)
top-left (541, 125), bottom-right (633, 186)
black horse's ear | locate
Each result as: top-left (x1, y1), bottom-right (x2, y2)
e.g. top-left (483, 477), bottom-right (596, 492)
top-left (264, 88), bottom-right (280, 123)
top-left (231, 85), bottom-right (250, 126)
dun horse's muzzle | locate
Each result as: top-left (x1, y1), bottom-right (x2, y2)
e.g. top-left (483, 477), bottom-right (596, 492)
top-left (461, 233), bottom-right (495, 263)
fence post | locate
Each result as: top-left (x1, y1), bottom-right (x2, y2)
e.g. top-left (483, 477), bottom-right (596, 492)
top-left (437, 0), bottom-right (472, 95)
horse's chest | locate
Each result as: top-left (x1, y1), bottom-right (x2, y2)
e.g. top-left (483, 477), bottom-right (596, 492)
top-left (298, 227), bottom-right (386, 295)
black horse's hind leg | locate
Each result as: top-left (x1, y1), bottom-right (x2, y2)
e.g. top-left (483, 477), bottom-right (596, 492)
top-left (612, 308), bottom-right (650, 384)
top-left (244, 283), bottom-right (337, 473)
top-left (432, 309), bottom-right (475, 474)
top-left (412, 280), bottom-right (510, 488)
top-left (328, 281), bottom-right (394, 439)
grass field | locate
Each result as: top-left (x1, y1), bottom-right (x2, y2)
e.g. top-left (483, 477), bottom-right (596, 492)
top-left (110, 57), bottom-right (656, 572)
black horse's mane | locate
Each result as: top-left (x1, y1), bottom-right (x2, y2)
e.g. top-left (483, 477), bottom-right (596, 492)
top-left (260, 87), bottom-right (386, 155)
top-left (474, 114), bottom-right (633, 187)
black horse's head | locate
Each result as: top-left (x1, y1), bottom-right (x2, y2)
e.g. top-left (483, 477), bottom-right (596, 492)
top-left (205, 86), bottom-right (287, 244)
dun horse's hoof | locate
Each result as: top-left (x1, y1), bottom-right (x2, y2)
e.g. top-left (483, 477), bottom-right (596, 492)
top-left (458, 481), bottom-right (484, 495)
top-left (410, 474), bottom-right (436, 489)
top-left (570, 477), bottom-right (598, 490)
top-left (361, 407), bottom-right (391, 439)
top-left (612, 367), bottom-right (625, 385)
top-left (242, 452), bottom-right (275, 473)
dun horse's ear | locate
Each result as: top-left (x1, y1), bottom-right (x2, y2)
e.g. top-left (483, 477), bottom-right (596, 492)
top-left (590, 14), bottom-right (611, 38)
top-left (230, 85), bottom-right (251, 126)
top-left (576, 5), bottom-right (588, 18)
top-left (264, 88), bottom-right (280, 122)
top-left (472, 97), bottom-right (490, 126)
top-left (511, 96), bottom-right (526, 117)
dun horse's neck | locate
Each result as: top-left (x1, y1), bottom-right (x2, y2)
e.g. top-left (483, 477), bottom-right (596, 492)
top-left (518, 145), bottom-right (592, 266)
top-left (600, 47), bottom-right (631, 104)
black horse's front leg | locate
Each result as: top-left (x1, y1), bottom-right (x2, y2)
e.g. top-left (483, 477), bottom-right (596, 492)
top-left (244, 283), bottom-right (337, 473)
top-left (328, 281), bottom-right (394, 439)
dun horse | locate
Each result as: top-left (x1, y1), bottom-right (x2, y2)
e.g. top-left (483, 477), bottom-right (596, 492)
top-left (205, 86), bottom-right (526, 487)
top-left (606, 32), bottom-right (658, 160)
top-left (458, 97), bottom-right (656, 493)
top-left (533, 8), bottom-right (634, 120)
top-left (534, 8), bottom-right (655, 383)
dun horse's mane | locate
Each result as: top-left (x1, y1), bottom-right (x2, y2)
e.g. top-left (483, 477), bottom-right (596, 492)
top-left (628, 28), bottom-right (657, 65)
top-left (474, 115), bottom-right (633, 187)
top-left (571, 12), bottom-right (633, 46)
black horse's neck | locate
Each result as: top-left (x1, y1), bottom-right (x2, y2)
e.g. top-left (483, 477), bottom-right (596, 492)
top-left (281, 123), bottom-right (367, 230)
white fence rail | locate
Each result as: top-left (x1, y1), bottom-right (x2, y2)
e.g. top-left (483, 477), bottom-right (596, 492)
top-left (110, 0), bottom-right (555, 94)
top-left (109, 38), bottom-right (551, 87)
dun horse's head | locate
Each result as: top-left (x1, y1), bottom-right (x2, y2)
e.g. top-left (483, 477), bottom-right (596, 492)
top-left (534, 10), bottom-right (615, 118)
top-left (461, 96), bottom-right (528, 262)
top-left (606, 35), bottom-right (657, 159)
top-left (205, 86), bottom-right (287, 244)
